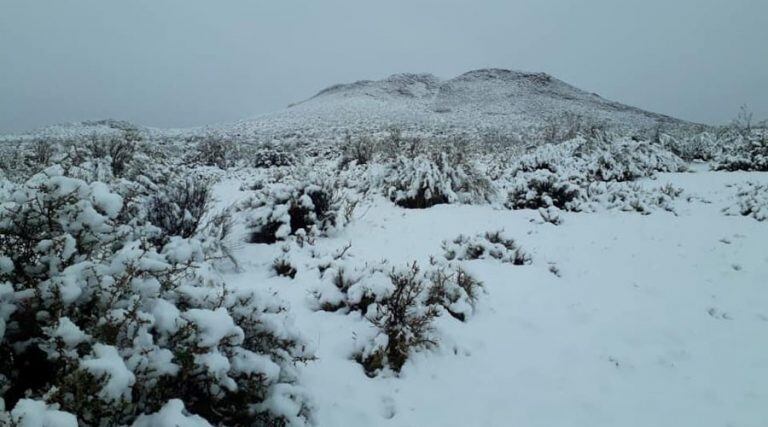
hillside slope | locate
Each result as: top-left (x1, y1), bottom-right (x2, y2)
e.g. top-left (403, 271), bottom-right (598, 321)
top-left (220, 68), bottom-right (695, 141)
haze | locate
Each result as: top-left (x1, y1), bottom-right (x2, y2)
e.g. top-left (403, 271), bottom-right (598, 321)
top-left (1, 0), bottom-right (766, 133)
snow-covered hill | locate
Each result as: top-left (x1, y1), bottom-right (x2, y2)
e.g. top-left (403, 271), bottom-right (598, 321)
top-left (219, 68), bottom-right (697, 141)
top-left (1, 69), bottom-right (701, 144)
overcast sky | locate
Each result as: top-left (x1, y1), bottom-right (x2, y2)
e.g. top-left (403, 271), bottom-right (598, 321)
top-left (1, 0), bottom-right (766, 133)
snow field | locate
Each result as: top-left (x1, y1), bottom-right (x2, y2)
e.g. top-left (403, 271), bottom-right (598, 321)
top-left (217, 170), bottom-right (768, 426)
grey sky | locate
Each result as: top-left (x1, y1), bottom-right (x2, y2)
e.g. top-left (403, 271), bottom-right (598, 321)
top-left (1, 0), bottom-right (766, 133)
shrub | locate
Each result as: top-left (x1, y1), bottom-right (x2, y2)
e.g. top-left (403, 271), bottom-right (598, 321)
top-left (251, 143), bottom-right (297, 168)
top-left (501, 136), bottom-right (686, 215)
top-left (272, 248), bottom-right (298, 279)
top-left (661, 132), bottom-right (720, 161)
top-left (355, 263), bottom-right (440, 376)
top-left (585, 138), bottom-right (686, 182)
top-left (382, 142), bottom-right (494, 209)
top-left (0, 147), bottom-right (30, 182)
top-left (188, 134), bottom-right (236, 169)
top-left (108, 129), bottom-right (142, 177)
top-left (585, 181), bottom-right (681, 214)
top-left (442, 231), bottom-right (532, 265)
top-left (505, 169), bottom-right (582, 210)
top-left (146, 175), bottom-right (212, 247)
top-left (715, 133), bottom-right (768, 172)
top-left (425, 262), bottom-right (483, 322)
top-left (312, 255), bottom-right (483, 374)
top-left (723, 182), bottom-right (768, 221)
top-left (81, 130), bottom-right (142, 177)
top-left (312, 260), bottom-right (391, 314)
top-left (539, 112), bottom-right (602, 144)
top-left (0, 167), bottom-right (312, 426)
top-left (339, 133), bottom-right (376, 168)
top-left (28, 138), bottom-right (58, 167)
top-left (537, 206), bottom-right (563, 225)
top-left (241, 174), bottom-right (355, 244)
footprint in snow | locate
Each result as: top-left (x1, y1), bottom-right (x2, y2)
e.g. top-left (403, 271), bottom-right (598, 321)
top-left (707, 307), bottom-right (733, 320)
top-left (380, 396), bottom-right (396, 419)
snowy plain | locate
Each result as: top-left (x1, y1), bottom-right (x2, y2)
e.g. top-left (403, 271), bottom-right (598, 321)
top-left (212, 167), bottom-right (768, 427)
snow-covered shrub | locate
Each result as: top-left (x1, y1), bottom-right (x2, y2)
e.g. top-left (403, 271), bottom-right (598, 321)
top-left (715, 132), bottom-right (768, 172)
top-left (584, 137), bottom-right (686, 182)
top-left (537, 206), bottom-right (563, 225)
top-left (505, 169), bottom-right (582, 211)
top-left (272, 247), bottom-right (298, 279)
top-left (106, 129), bottom-right (141, 177)
top-left (146, 174), bottom-right (212, 247)
top-left (0, 146), bottom-right (30, 182)
top-left (2, 136), bottom-right (101, 184)
top-left (442, 231), bottom-right (532, 265)
top-left (28, 138), bottom-right (58, 167)
top-left (381, 141), bottom-right (494, 209)
top-left (661, 132), bottom-right (720, 161)
top-left (424, 262), bottom-right (483, 322)
top-left (723, 182), bottom-right (768, 221)
top-left (5, 129), bottom-right (143, 182)
top-left (79, 129), bottom-right (143, 178)
top-left (539, 111), bottom-right (603, 144)
top-left (241, 173), bottom-right (355, 244)
top-left (585, 181), bottom-right (681, 214)
top-left (355, 263), bottom-right (440, 376)
top-left (312, 255), bottom-right (483, 374)
top-left (251, 143), bottom-right (297, 169)
top-left (339, 133), bottom-right (376, 168)
top-left (314, 255), bottom-right (484, 321)
top-left (0, 167), bottom-right (313, 426)
top-left (501, 136), bottom-right (686, 215)
top-left (187, 134), bottom-right (237, 169)
top-left (312, 261), bottom-right (392, 314)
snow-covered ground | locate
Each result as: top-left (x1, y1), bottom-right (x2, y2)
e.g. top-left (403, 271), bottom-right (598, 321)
top-left (214, 168), bottom-right (768, 427)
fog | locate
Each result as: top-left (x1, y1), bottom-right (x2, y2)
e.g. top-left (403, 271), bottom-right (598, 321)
top-left (1, 0), bottom-right (766, 132)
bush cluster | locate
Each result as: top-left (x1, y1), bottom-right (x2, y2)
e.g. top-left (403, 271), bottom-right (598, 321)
top-left (503, 135), bottom-right (686, 215)
top-left (715, 132), bottom-right (768, 172)
top-left (0, 167), bottom-right (312, 426)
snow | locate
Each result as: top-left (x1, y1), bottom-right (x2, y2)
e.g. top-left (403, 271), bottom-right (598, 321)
top-left (151, 298), bottom-right (182, 334)
top-left (231, 348), bottom-right (282, 380)
top-left (80, 344), bottom-right (136, 402)
top-left (215, 168), bottom-right (768, 427)
top-left (194, 350), bottom-right (237, 392)
top-left (131, 399), bottom-right (213, 427)
top-left (89, 181), bottom-right (123, 218)
top-left (10, 399), bottom-right (78, 427)
top-left (48, 317), bottom-right (90, 347)
top-left (183, 307), bottom-right (244, 348)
